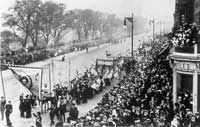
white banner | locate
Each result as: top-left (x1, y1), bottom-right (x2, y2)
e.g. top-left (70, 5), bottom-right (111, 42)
top-left (9, 67), bottom-right (42, 97)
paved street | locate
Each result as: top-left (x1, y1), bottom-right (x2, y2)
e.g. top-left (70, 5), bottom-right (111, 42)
top-left (0, 33), bottom-right (149, 127)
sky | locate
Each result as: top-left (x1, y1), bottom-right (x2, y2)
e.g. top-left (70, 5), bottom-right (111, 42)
top-left (0, 0), bottom-right (175, 30)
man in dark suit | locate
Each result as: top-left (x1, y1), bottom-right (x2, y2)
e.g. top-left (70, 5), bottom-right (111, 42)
top-left (59, 100), bottom-right (66, 122)
top-left (49, 106), bottom-right (56, 126)
top-left (5, 101), bottom-right (13, 126)
top-left (0, 96), bottom-right (6, 121)
top-left (67, 103), bottom-right (79, 123)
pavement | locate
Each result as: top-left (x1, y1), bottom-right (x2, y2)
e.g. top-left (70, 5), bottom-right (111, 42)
top-left (0, 33), bottom-right (150, 127)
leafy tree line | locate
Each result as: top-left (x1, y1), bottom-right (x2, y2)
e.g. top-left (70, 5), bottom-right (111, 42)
top-left (1, 0), bottom-right (123, 50)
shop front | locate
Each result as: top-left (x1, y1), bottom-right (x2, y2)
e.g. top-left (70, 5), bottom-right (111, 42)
top-left (170, 46), bottom-right (200, 113)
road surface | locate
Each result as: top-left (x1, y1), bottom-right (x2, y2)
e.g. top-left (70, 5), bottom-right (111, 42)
top-left (0, 33), bottom-right (150, 127)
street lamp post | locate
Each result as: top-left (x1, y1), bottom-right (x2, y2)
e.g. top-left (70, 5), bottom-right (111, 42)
top-left (150, 19), bottom-right (155, 43)
top-left (157, 21), bottom-right (162, 41)
top-left (124, 13), bottom-right (134, 59)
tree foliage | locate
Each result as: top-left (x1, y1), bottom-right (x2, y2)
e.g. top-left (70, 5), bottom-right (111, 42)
top-left (2, 0), bottom-right (125, 48)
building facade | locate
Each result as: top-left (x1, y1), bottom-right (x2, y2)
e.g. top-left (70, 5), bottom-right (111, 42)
top-left (170, 45), bottom-right (200, 113)
top-left (174, 0), bottom-right (195, 27)
top-left (172, 0), bottom-right (200, 114)
top-left (194, 0), bottom-right (200, 25)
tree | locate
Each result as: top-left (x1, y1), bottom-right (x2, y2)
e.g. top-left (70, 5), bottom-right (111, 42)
top-left (69, 9), bottom-right (84, 41)
top-left (100, 14), bottom-right (122, 40)
top-left (40, 2), bottom-right (66, 45)
top-left (90, 11), bottom-right (103, 39)
top-left (3, 0), bottom-right (42, 47)
top-left (81, 9), bottom-right (93, 39)
top-left (29, 0), bottom-right (43, 47)
top-left (1, 30), bottom-right (14, 49)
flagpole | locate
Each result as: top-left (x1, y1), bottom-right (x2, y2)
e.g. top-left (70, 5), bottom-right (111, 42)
top-left (0, 70), bottom-right (6, 98)
top-left (39, 68), bottom-right (43, 100)
top-left (49, 64), bottom-right (52, 97)
top-left (68, 58), bottom-right (71, 87)
top-left (51, 58), bottom-right (55, 85)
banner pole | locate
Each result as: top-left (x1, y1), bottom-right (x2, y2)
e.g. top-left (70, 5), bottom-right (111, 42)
top-left (52, 58), bottom-right (55, 85)
top-left (40, 68), bottom-right (43, 100)
top-left (49, 64), bottom-right (52, 97)
top-left (0, 70), bottom-right (6, 99)
top-left (69, 58), bottom-right (71, 87)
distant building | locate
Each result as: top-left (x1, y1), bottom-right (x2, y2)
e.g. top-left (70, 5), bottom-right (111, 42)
top-left (194, 0), bottom-right (200, 25)
top-left (174, 0), bottom-right (195, 28)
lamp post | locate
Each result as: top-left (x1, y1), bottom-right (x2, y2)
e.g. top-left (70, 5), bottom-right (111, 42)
top-left (150, 19), bottom-right (155, 43)
top-left (124, 13), bottom-right (134, 59)
top-left (157, 21), bottom-right (162, 41)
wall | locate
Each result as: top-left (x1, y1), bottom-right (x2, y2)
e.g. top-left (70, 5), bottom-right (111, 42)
top-left (194, 0), bottom-right (200, 25)
top-left (174, 0), bottom-right (195, 27)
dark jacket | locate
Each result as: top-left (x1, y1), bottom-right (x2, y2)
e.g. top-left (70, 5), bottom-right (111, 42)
top-left (69, 107), bottom-right (79, 120)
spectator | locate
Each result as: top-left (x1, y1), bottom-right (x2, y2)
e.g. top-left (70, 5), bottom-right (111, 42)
top-left (68, 103), bottom-right (79, 123)
top-left (5, 100), bottom-right (13, 126)
top-left (0, 96), bottom-right (6, 121)
top-left (33, 112), bottom-right (42, 127)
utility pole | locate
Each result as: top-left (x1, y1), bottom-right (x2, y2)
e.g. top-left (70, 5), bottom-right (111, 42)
top-left (51, 58), bottom-right (55, 85)
top-left (131, 13), bottom-right (134, 60)
top-left (124, 13), bottom-right (134, 59)
top-left (68, 58), bottom-right (71, 87)
top-left (158, 21), bottom-right (162, 41)
top-left (0, 70), bottom-right (6, 98)
top-left (150, 19), bottom-right (155, 46)
top-left (48, 64), bottom-right (51, 97)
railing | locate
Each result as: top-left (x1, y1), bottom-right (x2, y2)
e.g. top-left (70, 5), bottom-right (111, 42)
top-left (174, 46), bottom-right (194, 54)
top-left (174, 44), bottom-right (200, 55)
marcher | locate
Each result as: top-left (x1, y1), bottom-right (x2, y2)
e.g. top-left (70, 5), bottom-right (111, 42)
top-left (33, 112), bottom-right (42, 127)
top-left (19, 99), bottom-right (25, 117)
top-left (0, 96), bottom-right (6, 121)
top-left (75, 87), bottom-right (81, 105)
top-left (49, 106), bottom-right (56, 126)
top-left (25, 98), bottom-right (32, 118)
top-left (59, 100), bottom-right (67, 122)
top-left (5, 101), bottom-right (13, 126)
top-left (67, 103), bottom-right (79, 123)
top-left (81, 86), bottom-right (88, 104)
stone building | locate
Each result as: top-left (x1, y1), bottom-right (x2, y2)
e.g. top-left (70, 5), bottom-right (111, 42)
top-left (171, 0), bottom-right (200, 113)
top-left (174, 0), bottom-right (194, 27)
top-left (170, 44), bottom-right (200, 113)
top-left (194, 0), bottom-right (200, 25)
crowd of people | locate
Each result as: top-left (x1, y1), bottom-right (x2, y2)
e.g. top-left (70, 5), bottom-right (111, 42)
top-left (170, 23), bottom-right (199, 47)
top-left (1, 49), bottom-right (50, 66)
top-left (58, 40), bottom-right (200, 127)
top-left (27, 62), bottom-right (119, 126)
top-left (19, 93), bottom-right (37, 118)
top-left (0, 40), bottom-right (108, 70)
top-left (2, 37), bottom-right (200, 127)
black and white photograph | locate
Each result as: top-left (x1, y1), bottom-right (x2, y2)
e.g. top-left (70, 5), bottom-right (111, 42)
top-left (1, 0), bottom-right (200, 127)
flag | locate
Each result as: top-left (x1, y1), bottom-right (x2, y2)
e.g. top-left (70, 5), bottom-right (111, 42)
top-left (8, 66), bottom-right (42, 96)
